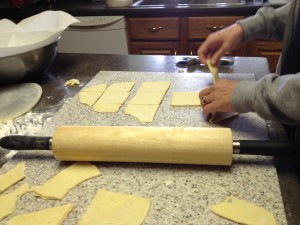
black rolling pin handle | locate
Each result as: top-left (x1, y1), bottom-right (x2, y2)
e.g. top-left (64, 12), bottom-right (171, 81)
top-left (0, 135), bottom-right (51, 150)
top-left (233, 140), bottom-right (299, 156)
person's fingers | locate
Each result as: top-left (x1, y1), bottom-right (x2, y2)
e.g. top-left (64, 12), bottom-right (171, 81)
top-left (202, 102), bottom-right (217, 115)
top-left (199, 86), bottom-right (212, 97)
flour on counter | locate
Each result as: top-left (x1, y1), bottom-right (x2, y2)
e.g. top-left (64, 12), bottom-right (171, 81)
top-left (0, 111), bottom-right (54, 163)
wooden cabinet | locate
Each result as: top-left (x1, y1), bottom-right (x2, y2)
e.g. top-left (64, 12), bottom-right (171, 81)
top-left (127, 16), bottom-right (282, 72)
top-left (127, 17), bottom-right (181, 55)
top-left (246, 41), bottom-right (283, 73)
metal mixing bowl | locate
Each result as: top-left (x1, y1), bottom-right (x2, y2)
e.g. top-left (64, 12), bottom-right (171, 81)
top-left (0, 41), bottom-right (58, 85)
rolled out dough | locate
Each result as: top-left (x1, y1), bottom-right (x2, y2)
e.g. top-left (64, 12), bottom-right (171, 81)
top-left (211, 196), bottom-right (277, 225)
top-left (0, 162), bottom-right (26, 193)
top-left (0, 83), bottom-right (42, 123)
top-left (0, 183), bottom-right (29, 221)
top-left (78, 189), bottom-right (151, 225)
top-left (171, 92), bottom-right (201, 106)
top-left (32, 162), bottom-right (101, 200)
top-left (6, 203), bottom-right (74, 225)
top-left (96, 91), bottom-right (130, 104)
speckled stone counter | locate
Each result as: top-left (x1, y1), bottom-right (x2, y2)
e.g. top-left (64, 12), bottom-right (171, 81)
top-left (0, 70), bottom-right (287, 225)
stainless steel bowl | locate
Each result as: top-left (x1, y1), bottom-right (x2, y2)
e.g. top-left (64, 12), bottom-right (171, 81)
top-left (0, 41), bottom-right (58, 85)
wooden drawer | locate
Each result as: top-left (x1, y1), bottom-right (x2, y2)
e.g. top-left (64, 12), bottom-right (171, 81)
top-left (130, 41), bottom-right (180, 55)
top-left (127, 18), bottom-right (179, 40)
top-left (188, 16), bottom-right (244, 40)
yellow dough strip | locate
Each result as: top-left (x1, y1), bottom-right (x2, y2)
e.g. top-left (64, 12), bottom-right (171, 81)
top-left (6, 203), bottom-right (74, 225)
top-left (0, 183), bottom-right (29, 221)
top-left (207, 59), bottom-right (219, 83)
top-left (32, 162), bottom-right (101, 200)
top-left (0, 162), bottom-right (26, 193)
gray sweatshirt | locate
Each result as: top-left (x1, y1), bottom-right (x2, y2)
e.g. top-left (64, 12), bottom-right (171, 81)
top-left (234, 0), bottom-right (300, 125)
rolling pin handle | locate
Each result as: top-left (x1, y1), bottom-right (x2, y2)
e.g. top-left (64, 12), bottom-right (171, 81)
top-left (0, 135), bottom-right (51, 150)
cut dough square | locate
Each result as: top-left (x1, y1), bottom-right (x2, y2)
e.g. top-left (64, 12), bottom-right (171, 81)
top-left (125, 104), bottom-right (160, 122)
top-left (211, 196), bottom-right (277, 225)
top-left (0, 162), bottom-right (25, 193)
top-left (79, 91), bottom-right (104, 107)
top-left (78, 189), bottom-right (151, 225)
top-left (93, 103), bottom-right (122, 113)
top-left (81, 84), bottom-right (107, 92)
top-left (138, 81), bottom-right (170, 92)
top-left (0, 183), bottom-right (29, 221)
top-left (6, 203), bottom-right (73, 225)
top-left (32, 162), bottom-right (101, 200)
top-left (105, 82), bottom-right (135, 92)
top-left (171, 92), bottom-right (201, 106)
top-left (128, 92), bottom-right (166, 105)
top-left (97, 92), bottom-right (130, 104)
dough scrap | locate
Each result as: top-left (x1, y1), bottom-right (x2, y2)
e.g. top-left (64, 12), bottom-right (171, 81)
top-left (211, 196), bottom-right (277, 225)
top-left (207, 59), bottom-right (219, 83)
top-left (93, 103), bottom-right (122, 113)
top-left (78, 189), bottom-right (151, 225)
top-left (96, 91), bottom-right (130, 104)
top-left (6, 203), bottom-right (74, 225)
top-left (128, 91), bottom-right (166, 105)
top-left (65, 79), bottom-right (80, 86)
top-left (106, 82), bottom-right (135, 92)
top-left (0, 183), bottom-right (29, 221)
top-left (125, 104), bottom-right (159, 122)
top-left (32, 162), bottom-right (101, 200)
top-left (138, 81), bottom-right (170, 92)
top-left (171, 92), bottom-right (201, 106)
top-left (0, 162), bottom-right (26, 193)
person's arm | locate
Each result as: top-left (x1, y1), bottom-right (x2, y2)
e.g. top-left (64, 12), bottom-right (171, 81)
top-left (233, 73), bottom-right (300, 124)
top-left (197, 3), bottom-right (291, 66)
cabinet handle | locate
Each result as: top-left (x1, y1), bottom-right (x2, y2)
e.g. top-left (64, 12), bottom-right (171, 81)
top-left (205, 26), bottom-right (225, 32)
top-left (147, 26), bottom-right (163, 33)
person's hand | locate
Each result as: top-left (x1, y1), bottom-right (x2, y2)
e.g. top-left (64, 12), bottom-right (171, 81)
top-left (197, 23), bottom-right (244, 66)
top-left (199, 80), bottom-right (240, 116)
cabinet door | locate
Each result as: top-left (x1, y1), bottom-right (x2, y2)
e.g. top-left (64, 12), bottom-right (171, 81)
top-left (127, 18), bottom-right (179, 40)
top-left (130, 41), bottom-right (180, 55)
top-left (188, 16), bottom-right (244, 40)
top-left (247, 41), bottom-right (283, 73)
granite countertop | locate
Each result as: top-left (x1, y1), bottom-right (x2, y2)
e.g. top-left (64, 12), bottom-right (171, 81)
top-left (0, 54), bottom-right (299, 224)
top-left (0, 0), bottom-right (285, 19)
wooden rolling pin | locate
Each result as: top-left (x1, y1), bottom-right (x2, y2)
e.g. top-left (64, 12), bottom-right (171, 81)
top-left (0, 126), bottom-right (298, 166)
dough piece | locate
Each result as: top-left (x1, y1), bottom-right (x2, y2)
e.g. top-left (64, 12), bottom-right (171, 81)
top-left (125, 104), bottom-right (159, 122)
top-left (79, 84), bottom-right (107, 106)
top-left (0, 83), bottom-right (42, 123)
top-left (65, 79), bottom-right (80, 86)
top-left (0, 183), bottom-right (29, 221)
top-left (105, 82), bottom-right (135, 92)
top-left (207, 59), bottom-right (219, 83)
top-left (93, 103), bottom-right (122, 113)
top-left (138, 81), bottom-right (170, 92)
top-left (78, 189), bottom-right (151, 225)
top-left (32, 162), bottom-right (101, 200)
top-left (96, 91), bottom-right (130, 104)
top-left (128, 92), bottom-right (166, 105)
top-left (6, 203), bottom-right (73, 225)
top-left (0, 162), bottom-right (26, 193)
top-left (211, 196), bottom-right (277, 225)
top-left (171, 92), bottom-right (201, 106)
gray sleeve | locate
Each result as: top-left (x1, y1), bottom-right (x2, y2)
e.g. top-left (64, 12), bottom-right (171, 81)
top-left (232, 73), bottom-right (300, 124)
top-left (237, 3), bottom-right (291, 42)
